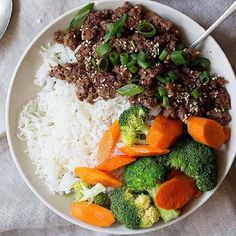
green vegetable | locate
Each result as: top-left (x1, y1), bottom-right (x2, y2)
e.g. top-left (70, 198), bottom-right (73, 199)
top-left (117, 84), bottom-right (144, 96)
top-left (73, 181), bottom-right (107, 206)
top-left (171, 50), bottom-right (187, 65)
top-left (110, 188), bottom-right (159, 229)
top-left (168, 139), bottom-right (217, 191)
top-left (120, 53), bottom-right (129, 65)
top-left (199, 71), bottom-right (209, 84)
top-left (108, 51), bottom-right (119, 65)
top-left (191, 88), bottom-right (201, 99)
top-left (96, 43), bottom-right (112, 57)
top-left (159, 49), bottom-right (169, 61)
top-left (131, 53), bottom-right (138, 60)
top-left (128, 65), bottom-right (139, 73)
top-left (136, 21), bottom-right (157, 38)
top-left (147, 184), bottom-right (180, 223)
top-left (157, 76), bottom-right (167, 83)
top-left (192, 57), bottom-right (211, 70)
top-left (104, 14), bottom-right (128, 42)
top-left (118, 104), bottom-right (149, 146)
top-left (67, 3), bottom-right (94, 30)
top-left (138, 60), bottom-right (149, 69)
top-left (124, 157), bottom-right (166, 191)
top-left (167, 70), bottom-right (177, 82)
top-left (137, 51), bottom-right (149, 69)
top-left (97, 57), bottom-right (109, 72)
top-left (162, 96), bottom-right (169, 107)
top-left (158, 87), bottom-right (167, 97)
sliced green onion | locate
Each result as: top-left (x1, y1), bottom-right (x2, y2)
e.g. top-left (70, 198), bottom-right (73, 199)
top-left (97, 57), bottom-right (109, 72)
top-left (67, 3), bottom-right (94, 30)
top-left (108, 52), bottom-right (119, 65)
top-left (159, 49), bottom-right (169, 61)
top-left (157, 76), bottom-right (167, 83)
top-left (171, 50), bottom-right (187, 65)
top-left (136, 21), bottom-right (157, 38)
top-left (155, 91), bottom-right (162, 99)
top-left (168, 70), bottom-right (177, 82)
top-left (138, 60), bottom-right (149, 69)
top-left (158, 87), bottom-right (167, 97)
top-left (96, 43), bottom-right (111, 57)
top-left (128, 65), bottom-right (138, 73)
top-left (131, 53), bottom-right (138, 60)
top-left (117, 84), bottom-right (144, 96)
top-left (138, 51), bottom-right (147, 62)
top-left (104, 14), bottom-right (128, 42)
top-left (127, 60), bottom-right (136, 67)
top-left (191, 88), bottom-right (201, 99)
top-left (199, 71), bottom-right (209, 84)
top-left (163, 96), bottom-right (169, 107)
top-left (120, 53), bottom-right (129, 65)
top-left (192, 57), bottom-right (211, 70)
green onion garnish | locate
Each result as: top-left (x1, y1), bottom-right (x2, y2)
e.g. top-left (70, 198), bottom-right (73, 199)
top-left (163, 96), bottom-right (169, 107)
top-left (120, 53), bottom-right (129, 65)
top-left (136, 21), bottom-right (157, 38)
top-left (104, 14), bottom-right (128, 42)
top-left (138, 60), bottom-right (149, 69)
top-left (131, 53), bottom-right (138, 60)
top-left (199, 71), bottom-right (209, 84)
top-left (108, 52), bottom-right (119, 65)
top-left (96, 43), bottom-right (112, 57)
top-left (158, 87), bottom-right (167, 97)
top-left (171, 50), bottom-right (187, 65)
top-left (192, 57), bottom-right (211, 70)
top-left (157, 76), bottom-right (167, 83)
top-left (168, 70), bottom-right (177, 82)
top-left (191, 88), bottom-right (201, 99)
top-left (138, 51), bottom-right (147, 62)
top-left (117, 84), bottom-right (144, 96)
top-left (159, 49), bottom-right (169, 61)
top-left (67, 3), bottom-right (94, 30)
top-left (97, 57), bottom-right (109, 72)
top-left (128, 65), bottom-right (138, 73)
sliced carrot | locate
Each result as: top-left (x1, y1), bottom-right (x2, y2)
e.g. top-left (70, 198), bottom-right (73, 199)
top-left (70, 202), bottom-right (115, 227)
top-left (187, 117), bottom-right (228, 149)
top-left (74, 167), bottom-right (122, 187)
top-left (223, 127), bottom-right (231, 143)
top-left (193, 190), bottom-right (202, 199)
top-left (155, 175), bottom-right (197, 210)
top-left (169, 169), bottom-right (184, 179)
top-left (96, 155), bottom-right (136, 172)
top-left (146, 116), bottom-right (183, 149)
top-left (119, 145), bottom-right (170, 156)
top-left (96, 120), bottom-right (120, 164)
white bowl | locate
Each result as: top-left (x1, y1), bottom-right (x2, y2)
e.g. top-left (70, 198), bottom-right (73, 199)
top-left (5, 0), bottom-right (236, 234)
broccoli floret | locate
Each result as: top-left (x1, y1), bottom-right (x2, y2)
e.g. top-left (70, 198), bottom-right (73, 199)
top-left (124, 157), bottom-right (166, 191)
top-left (147, 184), bottom-right (180, 223)
top-left (168, 139), bottom-right (217, 191)
top-left (73, 181), bottom-right (107, 206)
top-left (110, 188), bottom-right (159, 229)
top-left (119, 104), bottom-right (149, 146)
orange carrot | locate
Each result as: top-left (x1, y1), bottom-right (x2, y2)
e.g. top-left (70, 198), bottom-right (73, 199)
top-left (70, 202), bottom-right (115, 227)
top-left (119, 145), bottom-right (170, 156)
top-left (96, 155), bottom-right (136, 172)
top-left (96, 120), bottom-right (120, 164)
top-left (169, 169), bottom-right (184, 179)
top-left (223, 127), bottom-right (231, 143)
top-left (155, 175), bottom-right (197, 210)
top-left (74, 167), bottom-right (122, 187)
top-left (187, 117), bottom-right (228, 149)
top-left (146, 116), bottom-right (183, 149)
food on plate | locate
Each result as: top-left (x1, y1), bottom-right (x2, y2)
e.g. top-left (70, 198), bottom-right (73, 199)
top-left (17, 1), bottom-right (232, 230)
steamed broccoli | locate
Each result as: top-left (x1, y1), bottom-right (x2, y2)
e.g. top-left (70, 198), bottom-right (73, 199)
top-left (167, 139), bottom-right (217, 191)
top-left (110, 188), bottom-right (159, 229)
top-left (124, 157), bottom-right (166, 191)
top-left (119, 104), bottom-right (149, 146)
top-left (73, 181), bottom-right (108, 206)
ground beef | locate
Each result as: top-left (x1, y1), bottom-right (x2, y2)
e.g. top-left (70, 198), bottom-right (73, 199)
top-left (140, 65), bottom-right (163, 86)
top-left (112, 65), bottom-right (132, 86)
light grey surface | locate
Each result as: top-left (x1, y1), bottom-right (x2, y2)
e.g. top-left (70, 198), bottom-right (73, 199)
top-left (0, 0), bottom-right (236, 235)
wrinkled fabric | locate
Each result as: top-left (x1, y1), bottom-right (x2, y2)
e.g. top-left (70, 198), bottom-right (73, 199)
top-left (0, 0), bottom-right (236, 235)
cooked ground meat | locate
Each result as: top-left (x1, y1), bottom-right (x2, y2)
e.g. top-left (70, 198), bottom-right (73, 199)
top-left (50, 2), bottom-right (231, 125)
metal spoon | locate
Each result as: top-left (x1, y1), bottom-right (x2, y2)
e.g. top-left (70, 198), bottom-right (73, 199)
top-left (0, 0), bottom-right (12, 40)
top-left (189, 1), bottom-right (236, 48)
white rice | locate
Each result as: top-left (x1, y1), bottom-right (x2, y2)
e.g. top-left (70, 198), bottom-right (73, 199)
top-left (17, 43), bottom-right (130, 194)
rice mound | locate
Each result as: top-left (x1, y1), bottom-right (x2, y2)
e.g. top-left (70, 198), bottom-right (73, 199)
top-left (17, 43), bottom-right (130, 194)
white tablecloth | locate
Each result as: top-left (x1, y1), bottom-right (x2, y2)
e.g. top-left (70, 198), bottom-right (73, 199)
top-left (0, 0), bottom-right (236, 235)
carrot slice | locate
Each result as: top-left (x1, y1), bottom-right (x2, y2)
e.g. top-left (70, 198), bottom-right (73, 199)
top-left (187, 117), bottom-right (228, 149)
top-left (96, 155), bottom-right (136, 172)
top-left (155, 175), bottom-right (197, 210)
top-left (96, 120), bottom-right (120, 164)
top-left (71, 202), bottom-right (115, 227)
top-left (223, 127), bottom-right (231, 143)
top-left (74, 167), bottom-right (122, 187)
top-left (119, 145), bottom-right (170, 156)
top-left (146, 116), bottom-right (183, 149)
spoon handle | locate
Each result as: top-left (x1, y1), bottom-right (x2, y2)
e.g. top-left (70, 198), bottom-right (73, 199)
top-left (189, 1), bottom-right (236, 48)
